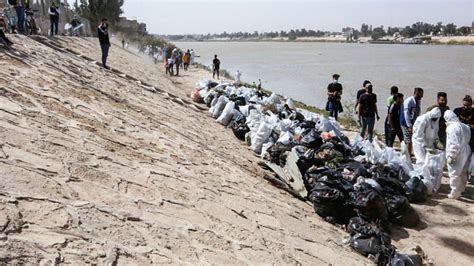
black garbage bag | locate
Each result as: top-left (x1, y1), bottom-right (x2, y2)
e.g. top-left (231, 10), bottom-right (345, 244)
top-left (208, 81), bottom-right (219, 89)
top-left (299, 120), bottom-right (316, 129)
top-left (299, 129), bottom-right (323, 149)
top-left (289, 111), bottom-right (305, 123)
top-left (340, 161), bottom-right (371, 179)
top-left (347, 217), bottom-right (378, 236)
top-left (308, 169), bottom-right (356, 224)
top-left (350, 183), bottom-right (389, 223)
top-left (375, 176), bottom-right (407, 196)
top-left (229, 95), bottom-right (247, 106)
top-left (385, 195), bottom-right (420, 227)
top-left (371, 165), bottom-right (400, 180)
top-left (228, 113), bottom-right (249, 141)
top-left (267, 142), bottom-right (294, 165)
top-left (390, 252), bottom-right (423, 266)
top-left (309, 182), bottom-right (345, 223)
top-left (350, 231), bottom-right (394, 265)
top-left (297, 149), bottom-right (324, 176)
top-left (205, 93), bottom-right (215, 107)
top-left (405, 176), bottom-right (428, 203)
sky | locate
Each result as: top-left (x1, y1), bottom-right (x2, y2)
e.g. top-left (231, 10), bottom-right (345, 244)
top-left (89, 0), bottom-right (474, 35)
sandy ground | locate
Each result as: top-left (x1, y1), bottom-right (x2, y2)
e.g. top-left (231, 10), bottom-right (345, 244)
top-left (0, 35), bottom-right (472, 265)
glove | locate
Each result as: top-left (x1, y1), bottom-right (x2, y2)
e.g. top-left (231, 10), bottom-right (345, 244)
top-left (447, 156), bottom-right (455, 165)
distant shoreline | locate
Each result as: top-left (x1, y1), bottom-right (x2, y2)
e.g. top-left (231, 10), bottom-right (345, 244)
top-left (171, 36), bottom-right (474, 46)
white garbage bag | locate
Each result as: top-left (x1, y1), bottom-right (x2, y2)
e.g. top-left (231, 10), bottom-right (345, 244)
top-left (422, 150), bottom-right (446, 192)
top-left (277, 131), bottom-right (293, 145)
top-left (212, 96), bottom-right (228, 119)
top-left (217, 101), bottom-right (236, 126)
top-left (250, 122), bottom-right (273, 154)
top-left (286, 98), bottom-right (296, 110)
top-left (400, 141), bottom-right (414, 175)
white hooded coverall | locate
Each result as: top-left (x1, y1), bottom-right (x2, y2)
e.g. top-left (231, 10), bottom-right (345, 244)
top-left (444, 110), bottom-right (472, 198)
top-left (412, 107), bottom-right (442, 166)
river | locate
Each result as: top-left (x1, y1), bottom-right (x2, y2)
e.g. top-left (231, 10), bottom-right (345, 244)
top-left (176, 41), bottom-right (474, 128)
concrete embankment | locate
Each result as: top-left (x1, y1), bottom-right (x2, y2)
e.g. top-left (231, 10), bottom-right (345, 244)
top-left (0, 35), bottom-right (472, 265)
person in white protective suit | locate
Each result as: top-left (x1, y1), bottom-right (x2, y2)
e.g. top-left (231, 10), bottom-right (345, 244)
top-left (444, 110), bottom-right (472, 199)
top-left (412, 107), bottom-right (441, 165)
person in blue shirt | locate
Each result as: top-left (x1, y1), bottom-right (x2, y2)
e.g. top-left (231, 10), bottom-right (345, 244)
top-left (400, 87), bottom-right (424, 155)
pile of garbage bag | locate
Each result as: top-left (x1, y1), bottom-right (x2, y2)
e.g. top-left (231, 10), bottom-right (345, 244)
top-left (192, 79), bottom-right (430, 264)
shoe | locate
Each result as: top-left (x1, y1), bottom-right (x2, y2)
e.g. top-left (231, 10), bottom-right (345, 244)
top-left (448, 193), bottom-right (460, 199)
top-left (103, 65), bottom-right (110, 70)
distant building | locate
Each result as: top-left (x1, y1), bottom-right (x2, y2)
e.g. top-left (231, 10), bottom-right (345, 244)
top-left (117, 17), bottom-right (147, 35)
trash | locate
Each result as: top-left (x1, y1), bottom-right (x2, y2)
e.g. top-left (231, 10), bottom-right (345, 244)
top-left (191, 88), bottom-right (203, 103)
top-left (250, 122), bottom-right (273, 154)
top-left (299, 128), bottom-right (323, 149)
top-left (390, 252), bottom-right (423, 266)
top-left (212, 96), bottom-right (229, 119)
top-left (421, 150), bottom-right (445, 192)
top-left (386, 195), bottom-right (420, 227)
top-left (192, 78), bottom-right (430, 262)
top-left (350, 183), bottom-right (389, 223)
top-left (404, 176), bottom-right (428, 203)
top-left (216, 101), bottom-right (236, 126)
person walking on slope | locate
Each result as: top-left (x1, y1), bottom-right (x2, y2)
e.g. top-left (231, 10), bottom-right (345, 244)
top-left (358, 84), bottom-right (379, 142)
top-left (387, 93), bottom-right (404, 147)
top-left (444, 110), bottom-right (472, 199)
top-left (212, 54), bottom-right (220, 79)
top-left (174, 51), bottom-right (181, 76)
top-left (98, 18), bottom-right (111, 69)
top-left (48, 2), bottom-right (60, 36)
top-left (13, 0), bottom-right (26, 34)
top-left (412, 107), bottom-right (441, 166)
top-left (326, 73), bottom-right (343, 121)
top-left (384, 86), bottom-right (399, 145)
top-left (400, 87), bottom-right (424, 156)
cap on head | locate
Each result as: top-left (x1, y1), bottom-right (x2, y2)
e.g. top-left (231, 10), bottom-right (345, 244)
top-left (333, 73), bottom-right (340, 79)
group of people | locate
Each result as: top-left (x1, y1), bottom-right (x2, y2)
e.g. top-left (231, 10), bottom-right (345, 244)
top-left (164, 48), bottom-right (195, 76)
top-left (1, 0), bottom-right (83, 39)
top-left (326, 74), bottom-right (473, 199)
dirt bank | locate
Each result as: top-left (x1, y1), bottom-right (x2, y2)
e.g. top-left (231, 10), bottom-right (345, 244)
top-left (0, 35), bottom-right (472, 265)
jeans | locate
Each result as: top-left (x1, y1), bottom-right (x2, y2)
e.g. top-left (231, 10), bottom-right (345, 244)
top-left (175, 63), bottom-right (179, 75)
top-left (100, 44), bottom-right (110, 67)
top-left (50, 16), bottom-right (59, 35)
top-left (388, 126), bottom-right (404, 147)
top-left (360, 116), bottom-right (375, 142)
top-left (213, 68), bottom-right (219, 79)
top-left (15, 6), bottom-right (25, 33)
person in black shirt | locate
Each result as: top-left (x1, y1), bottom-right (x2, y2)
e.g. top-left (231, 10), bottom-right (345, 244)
top-left (325, 73), bottom-right (343, 120)
top-left (48, 2), bottom-right (60, 36)
top-left (354, 80), bottom-right (371, 114)
top-left (454, 95), bottom-right (474, 153)
top-left (212, 54), bottom-right (220, 79)
top-left (358, 84), bottom-right (380, 142)
top-left (387, 93), bottom-right (404, 147)
top-left (98, 18), bottom-right (111, 69)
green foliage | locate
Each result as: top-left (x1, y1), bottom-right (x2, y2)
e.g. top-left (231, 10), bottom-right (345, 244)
top-left (371, 26), bottom-right (386, 40)
top-left (78, 0), bottom-right (124, 35)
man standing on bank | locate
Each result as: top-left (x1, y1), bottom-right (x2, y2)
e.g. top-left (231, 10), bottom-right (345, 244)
top-left (212, 54), bottom-right (220, 79)
top-left (98, 18), bottom-right (111, 69)
top-left (326, 73), bottom-right (343, 121)
top-left (48, 2), bottom-right (60, 36)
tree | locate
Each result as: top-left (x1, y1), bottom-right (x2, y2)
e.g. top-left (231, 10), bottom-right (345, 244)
top-left (401, 26), bottom-right (417, 38)
top-left (457, 26), bottom-right (471, 36)
top-left (445, 23), bottom-right (457, 35)
top-left (371, 26), bottom-right (386, 40)
top-left (387, 27), bottom-right (400, 36)
top-left (361, 23), bottom-right (369, 37)
top-left (78, 0), bottom-right (125, 35)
